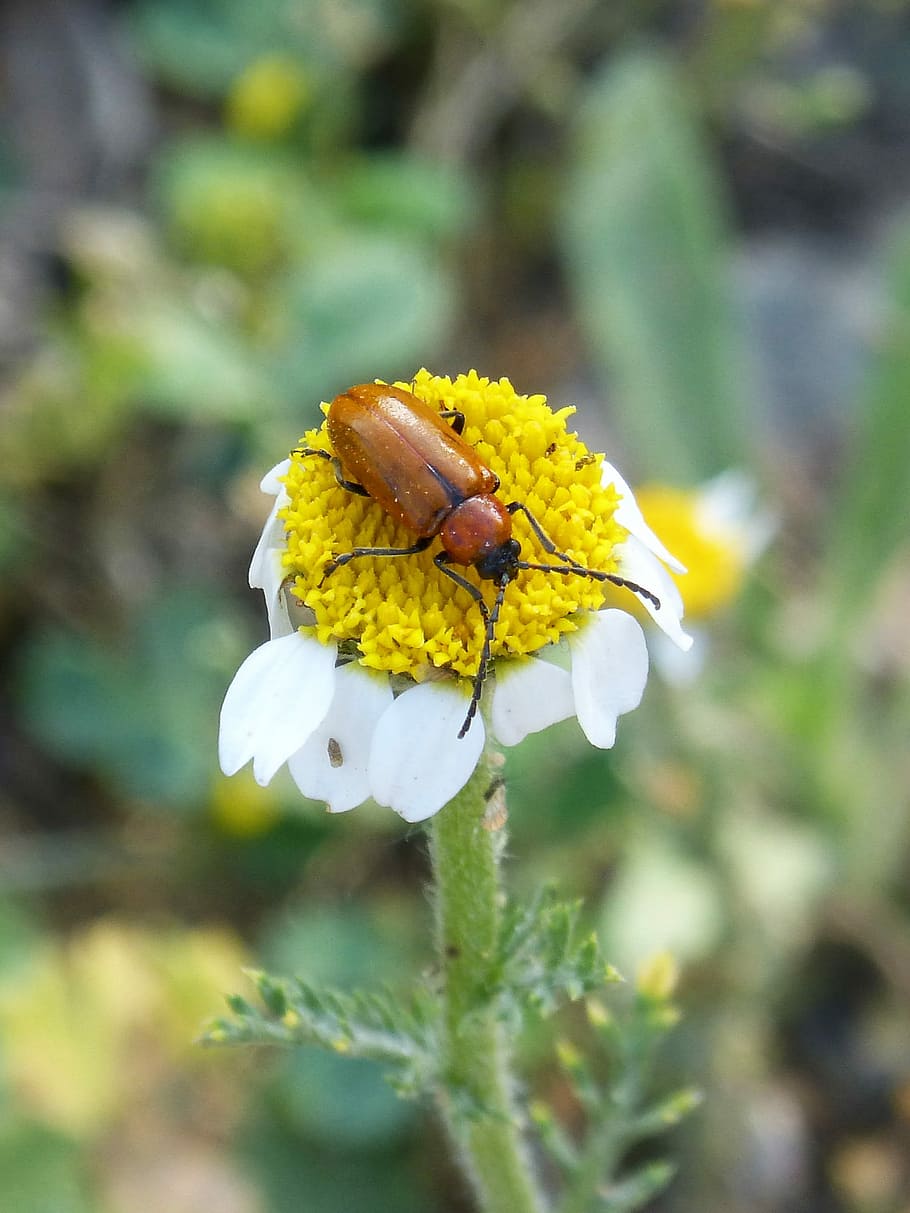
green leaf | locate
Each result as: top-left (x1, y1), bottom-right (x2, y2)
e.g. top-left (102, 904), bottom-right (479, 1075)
top-left (599, 1160), bottom-right (676, 1212)
top-left (333, 153), bottom-right (477, 242)
top-left (151, 137), bottom-right (320, 274)
top-left (0, 494), bottom-right (28, 574)
top-left (630, 1087), bottom-right (704, 1139)
top-left (0, 903), bottom-right (43, 983)
top-left (260, 903), bottom-right (418, 989)
top-left (202, 969), bottom-right (439, 1098)
top-left (19, 589), bottom-right (237, 808)
top-left (242, 1121), bottom-right (426, 1213)
top-left (562, 51), bottom-right (749, 480)
top-left (551, 953), bottom-right (697, 1213)
top-left (0, 1124), bottom-right (94, 1213)
top-left (126, 300), bottom-right (273, 421)
top-left (0, 340), bottom-right (134, 488)
top-left (127, 0), bottom-right (401, 98)
top-left (270, 234), bottom-right (455, 405)
top-left (530, 1099), bottom-right (581, 1175)
top-left (278, 1049), bottom-right (416, 1147)
top-left (128, 0), bottom-right (261, 96)
top-left (823, 221), bottom-right (910, 631)
top-left (497, 885), bottom-right (618, 1016)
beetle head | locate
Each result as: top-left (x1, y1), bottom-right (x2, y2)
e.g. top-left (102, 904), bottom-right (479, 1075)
top-left (475, 538), bottom-right (521, 583)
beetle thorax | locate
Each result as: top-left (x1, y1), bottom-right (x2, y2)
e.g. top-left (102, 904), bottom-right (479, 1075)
top-left (440, 494), bottom-right (516, 575)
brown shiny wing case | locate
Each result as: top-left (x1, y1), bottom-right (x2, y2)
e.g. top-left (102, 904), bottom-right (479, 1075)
top-left (327, 384), bottom-right (497, 537)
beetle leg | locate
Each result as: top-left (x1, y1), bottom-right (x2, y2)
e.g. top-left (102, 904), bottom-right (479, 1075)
top-left (432, 551), bottom-right (486, 604)
top-left (328, 457), bottom-right (370, 497)
top-left (516, 560), bottom-right (661, 610)
top-left (293, 447), bottom-right (370, 497)
top-left (508, 503), bottom-right (662, 610)
top-left (506, 502), bottom-right (574, 566)
top-left (438, 409), bottom-right (466, 436)
top-left (328, 456), bottom-right (371, 497)
top-left (321, 535), bottom-right (434, 583)
top-left (433, 553), bottom-right (507, 739)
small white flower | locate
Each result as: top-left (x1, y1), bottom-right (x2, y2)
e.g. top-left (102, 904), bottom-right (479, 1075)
top-left (218, 373), bottom-right (692, 823)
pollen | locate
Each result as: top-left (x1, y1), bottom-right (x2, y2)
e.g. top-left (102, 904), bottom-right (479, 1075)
top-left (634, 484), bottom-right (746, 618)
top-left (280, 369), bottom-right (626, 681)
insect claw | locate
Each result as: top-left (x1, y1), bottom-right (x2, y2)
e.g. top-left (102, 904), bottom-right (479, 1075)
top-left (319, 559), bottom-right (339, 586)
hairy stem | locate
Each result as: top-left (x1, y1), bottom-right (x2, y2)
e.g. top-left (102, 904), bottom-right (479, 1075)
top-left (429, 746), bottom-right (547, 1213)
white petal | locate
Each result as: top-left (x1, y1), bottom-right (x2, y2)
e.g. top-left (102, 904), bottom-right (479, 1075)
top-left (218, 632), bottom-right (337, 785)
top-left (491, 658), bottom-right (575, 746)
top-left (249, 488), bottom-right (289, 589)
top-left (288, 663), bottom-right (393, 813)
top-left (741, 509), bottom-right (776, 564)
top-left (695, 470), bottom-right (776, 563)
top-left (260, 550), bottom-right (294, 640)
top-left (368, 682), bottom-right (485, 823)
top-left (260, 459), bottom-right (291, 495)
top-left (569, 610), bottom-right (649, 748)
top-left (650, 626), bottom-right (708, 686)
top-left (601, 460), bottom-right (686, 574)
top-left (614, 535), bottom-right (693, 651)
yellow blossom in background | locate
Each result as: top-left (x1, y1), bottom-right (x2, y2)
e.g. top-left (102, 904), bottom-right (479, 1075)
top-left (634, 472), bottom-right (772, 620)
top-left (210, 767), bottom-right (281, 837)
top-left (634, 486), bottom-right (745, 618)
top-left (0, 920), bottom-right (247, 1139)
top-left (636, 950), bottom-right (680, 1002)
top-left (226, 55), bottom-right (311, 140)
top-left (604, 472), bottom-right (774, 683)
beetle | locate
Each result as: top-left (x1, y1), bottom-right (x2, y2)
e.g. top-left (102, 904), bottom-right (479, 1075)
top-left (296, 383), bottom-right (659, 739)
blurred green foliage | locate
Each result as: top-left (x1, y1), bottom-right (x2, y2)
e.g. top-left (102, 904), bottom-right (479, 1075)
top-left (563, 52), bottom-right (749, 481)
top-left (20, 589), bottom-right (234, 807)
top-left (2, 0), bottom-right (910, 1210)
top-left (824, 225), bottom-right (910, 631)
top-left (129, 0), bottom-right (404, 99)
top-left (0, 1126), bottom-right (95, 1213)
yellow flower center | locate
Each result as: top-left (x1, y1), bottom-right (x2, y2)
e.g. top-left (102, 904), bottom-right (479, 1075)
top-left (280, 369), bottom-right (626, 682)
top-left (634, 485), bottom-right (746, 618)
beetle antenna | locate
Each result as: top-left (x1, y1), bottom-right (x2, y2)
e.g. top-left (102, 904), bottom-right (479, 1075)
top-left (516, 561), bottom-right (662, 610)
top-left (459, 575), bottom-right (509, 740)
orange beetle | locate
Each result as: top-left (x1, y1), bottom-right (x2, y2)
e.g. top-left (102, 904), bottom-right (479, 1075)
top-left (297, 383), bottom-right (658, 738)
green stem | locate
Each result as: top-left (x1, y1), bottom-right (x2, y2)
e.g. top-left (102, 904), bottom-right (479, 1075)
top-left (428, 744), bottom-right (548, 1213)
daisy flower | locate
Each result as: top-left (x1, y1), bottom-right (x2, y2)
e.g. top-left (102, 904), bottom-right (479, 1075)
top-left (219, 370), bottom-right (692, 823)
top-left (630, 471), bottom-right (775, 684)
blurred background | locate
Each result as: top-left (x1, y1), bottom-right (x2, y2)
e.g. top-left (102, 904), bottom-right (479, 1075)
top-left (1, 0), bottom-right (909, 1210)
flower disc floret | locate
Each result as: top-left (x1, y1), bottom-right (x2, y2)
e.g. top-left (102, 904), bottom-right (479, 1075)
top-left (280, 369), bottom-right (625, 681)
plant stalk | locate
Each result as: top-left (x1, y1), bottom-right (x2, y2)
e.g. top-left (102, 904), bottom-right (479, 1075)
top-left (428, 744), bottom-right (547, 1213)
